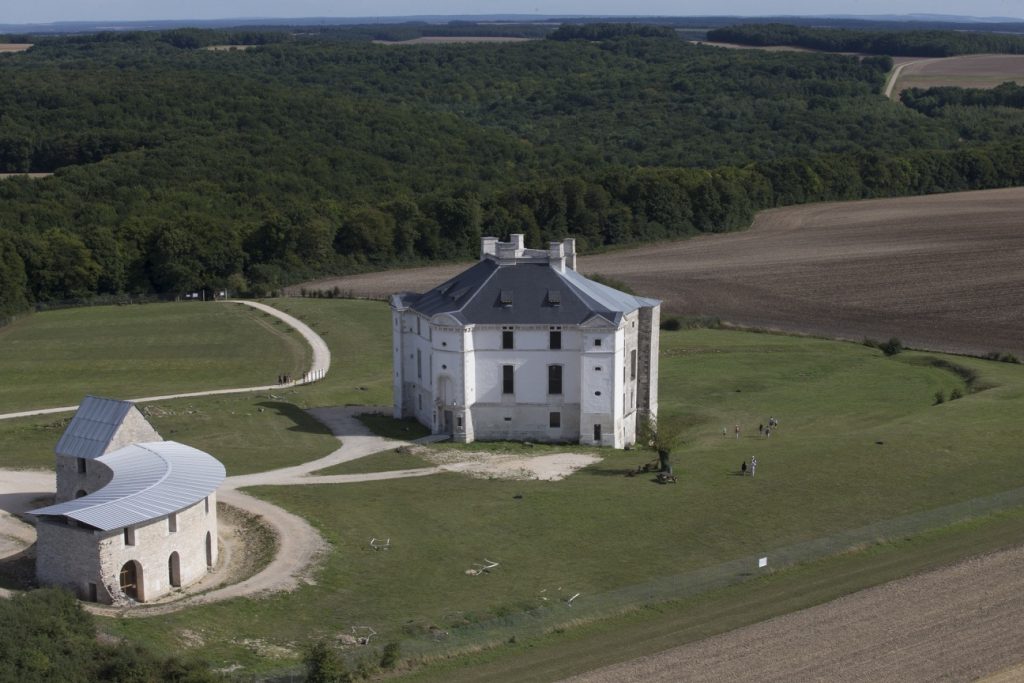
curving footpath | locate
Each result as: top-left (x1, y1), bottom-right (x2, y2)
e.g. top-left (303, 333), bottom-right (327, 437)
top-left (0, 300), bottom-right (331, 422)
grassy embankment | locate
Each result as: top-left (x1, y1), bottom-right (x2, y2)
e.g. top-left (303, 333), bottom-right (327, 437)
top-left (0, 298), bottom-right (392, 474)
top-left (98, 300), bottom-right (1024, 678)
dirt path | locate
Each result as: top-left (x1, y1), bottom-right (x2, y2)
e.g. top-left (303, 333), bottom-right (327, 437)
top-left (885, 57), bottom-right (940, 98)
top-left (565, 544), bottom-right (1024, 683)
top-left (0, 299), bottom-right (331, 422)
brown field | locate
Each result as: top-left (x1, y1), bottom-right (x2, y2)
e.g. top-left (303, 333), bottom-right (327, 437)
top-left (0, 44), bottom-right (31, 53)
top-left (567, 544), bottom-right (1024, 682)
top-left (373, 36), bottom-right (534, 45)
top-left (202, 44), bottom-right (256, 51)
top-left (888, 54), bottom-right (1024, 96)
top-left (298, 187), bottom-right (1024, 358)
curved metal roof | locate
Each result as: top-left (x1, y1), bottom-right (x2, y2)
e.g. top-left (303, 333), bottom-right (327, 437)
top-left (29, 441), bottom-right (225, 531)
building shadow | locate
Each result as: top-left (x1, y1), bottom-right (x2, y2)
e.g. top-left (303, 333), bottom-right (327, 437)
top-left (255, 402), bottom-right (334, 436)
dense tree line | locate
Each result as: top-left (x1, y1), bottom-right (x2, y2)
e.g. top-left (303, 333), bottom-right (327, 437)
top-left (0, 27), bottom-right (1023, 320)
top-left (707, 23), bottom-right (1024, 57)
top-left (0, 589), bottom-right (219, 682)
top-left (902, 81), bottom-right (1024, 115)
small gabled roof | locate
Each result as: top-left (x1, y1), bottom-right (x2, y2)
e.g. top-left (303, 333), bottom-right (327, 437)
top-left (29, 441), bottom-right (225, 531)
top-left (55, 395), bottom-right (135, 460)
top-left (394, 259), bottom-right (659, 326)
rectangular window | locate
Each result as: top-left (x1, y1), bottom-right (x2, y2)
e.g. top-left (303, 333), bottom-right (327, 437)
top-left (416, 317), bottom-right (421, 335)
top-left (417, 349), bottom-right (422, 379)
top-left (502, 330), bottom-right (513, 349)
top-left (123, 527), bottom-right (135, 546)
top-left (418, 394), bottom-right (423, 410)
top-left (594, 424), bottom-right (602, 442)
top-left (77, 458), bottom-right (86, 474)
top-left (548, 365), bottom-right (563, 395)
top-left (168, 513), bottom-right (177, 533)
top-left (457, 416), bottom-right (463, 428)
top-left (631, 349), bottom-right (638, 380)
top-left (204, 497), bottom-right (210, 514)
top-left (549, 412), bottom-right (561, 428)
top-left (502, 365), bottom-right (514, 395)
top-left (549, 330), bottom-right (561, 350)
top-left (595, 338), bottom-right (602, 347)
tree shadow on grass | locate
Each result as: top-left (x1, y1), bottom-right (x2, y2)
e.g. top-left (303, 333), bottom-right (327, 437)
top-left (256, 402), bottom-right (334, 436)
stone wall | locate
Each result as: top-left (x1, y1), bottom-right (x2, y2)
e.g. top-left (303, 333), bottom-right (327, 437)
top-left (36, 493), bottom-right (219, 605)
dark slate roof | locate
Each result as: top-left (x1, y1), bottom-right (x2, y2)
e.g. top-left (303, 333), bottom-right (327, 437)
top-left (55, 396), bottom-right (134, 460)
top-left (29, 441), bottom-right (225, 531)
top-left (396, 260), bottom-right (659, 326)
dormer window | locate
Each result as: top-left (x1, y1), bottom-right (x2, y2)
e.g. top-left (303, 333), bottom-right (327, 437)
top-left (547, 289), bottom-right (561, 306)
top-left (500, 289), bottom-right (513, 306)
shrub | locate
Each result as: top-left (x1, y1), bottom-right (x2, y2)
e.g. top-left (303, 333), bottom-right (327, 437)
top-left (660, 317), bottom-right (682, 331)
top-left (984, 351), bottom-right (1020, 364)
top-left (879, 337), bottom-right (904, 356)
top-left (380, 641), bottom-right (401, 670)
top-left (934, 390), bottom-right (945, 405)
top-left (950, 387), bottom-right (963, 400)
top-left (303, 640), bottom-right (350, 683)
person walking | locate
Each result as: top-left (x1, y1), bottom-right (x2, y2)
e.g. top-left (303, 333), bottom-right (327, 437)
top-left (735, 424), bottom-right (741, 439)
top-left (741, 460), bottom-right (747, 476)
top-left (751, 456), bottom-right (758, 477)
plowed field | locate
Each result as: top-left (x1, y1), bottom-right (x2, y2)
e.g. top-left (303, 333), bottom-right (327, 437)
top-left (296, 187), bottom-right (1024, 358)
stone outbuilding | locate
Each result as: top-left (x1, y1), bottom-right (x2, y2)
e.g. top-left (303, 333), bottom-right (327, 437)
top-left (391, 234), bottom-right (660, 448)
top-left (28, 396), bottom-right (225, 604)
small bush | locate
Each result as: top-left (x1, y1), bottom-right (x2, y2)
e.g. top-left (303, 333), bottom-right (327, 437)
top-left (879, 337), bottom-right (903, 356)
top-left (984, 351), bottom-right (1020, 364)
top-left (934, 390), bottom-right (945, 405)
top-left (950, 387), bottom-right (963, 400)
top-left (660, 317), bottom-right (682, 331)
top-left (380, 641), bottom-right (401, 670)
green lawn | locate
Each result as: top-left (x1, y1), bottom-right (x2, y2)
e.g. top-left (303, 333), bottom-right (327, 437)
top-left (0, 302), bottom-right (309, 413)
top-left (311, 448), bottom-right (431, 476)
top-left (99, 325), bottom-right (1024, 677)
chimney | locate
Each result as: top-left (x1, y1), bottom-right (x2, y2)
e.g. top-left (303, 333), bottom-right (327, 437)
top-left (562, 238), bottom-right (576, 271)
top-left (480, 236), bottom-right (498, 261)
top-left (510, 233), bottom-right (525, 255)
top-left (548, 241), bottom-right (566, 273)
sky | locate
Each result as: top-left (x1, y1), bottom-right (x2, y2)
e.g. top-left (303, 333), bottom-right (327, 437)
top-left (2, 1), bottom-right (1023, 25)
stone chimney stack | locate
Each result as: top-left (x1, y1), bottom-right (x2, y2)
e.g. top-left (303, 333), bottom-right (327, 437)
top-left (548, 241), bottom-right (566, 273)
top-left (480, 236), bottom-right (498, 261)
top-left (562, 238), bottom-right (576, 271)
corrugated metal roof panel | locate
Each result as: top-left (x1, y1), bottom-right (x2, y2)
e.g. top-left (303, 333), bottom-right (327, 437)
top-left (29, 441), bottom-right (225, 531)
top-left (54, 395), bottom-right (134, 459)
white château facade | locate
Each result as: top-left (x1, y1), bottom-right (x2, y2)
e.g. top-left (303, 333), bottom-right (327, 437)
top-left (29, 396), bottom-right (224, 605)
top-left (391, 235), bottom-right (660, 448)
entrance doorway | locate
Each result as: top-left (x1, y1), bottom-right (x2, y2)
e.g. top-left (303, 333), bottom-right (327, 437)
top-left (593, 424), bottom-right (602, 443)
top-left (443, 410), bottom-right (453, 434)
top-left (168, 552), bottom-right (181, 588)
top-left (119, 560), bottom-right (144, 602)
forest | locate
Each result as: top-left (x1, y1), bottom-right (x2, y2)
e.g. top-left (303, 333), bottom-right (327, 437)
top-left (2, 24), bottom-right (1024, 320)
top-left (706, 23), bottom-right (1024, 56)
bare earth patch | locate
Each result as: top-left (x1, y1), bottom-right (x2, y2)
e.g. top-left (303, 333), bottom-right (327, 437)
top-left (890, 54), bottom-right (1024, 95)
top-left (373, 36), bottom-right (534, 45)
top-left (565, 544), bottom-right (1024, 682)
top-left (0, 44), bottom-right (31, 53)
top-left (417, 447), bottom-right (601, 481)
top-left (300, 187), bottom-right (1024, 358)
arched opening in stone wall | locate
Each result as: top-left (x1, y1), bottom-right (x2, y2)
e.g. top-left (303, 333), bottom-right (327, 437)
top-left (205, 531), bottom-right (213, 568)
top-left (119, 560), bottom-right (145, 602)
top-left (74, 490), bottom-right (87, 498)
top-left (168, 552), bottom-right (181, 588)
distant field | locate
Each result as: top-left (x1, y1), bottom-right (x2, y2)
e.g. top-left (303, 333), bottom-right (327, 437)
top-left (889, 54), bottom-right (1024, 97)
top-left (0, 302), bottom-right (308, 414)
top-left (0, 173), bottom-right (51, 180)
top-left (0, 44), bottom-right (31, 53)
top-left (373, 36), bottom-right (534, 45)
top-left (302, 187), bottom-right (1024, 359)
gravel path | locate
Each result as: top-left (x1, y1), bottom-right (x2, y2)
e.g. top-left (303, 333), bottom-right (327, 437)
top-left (565, 545), bottom-right (1024, 683)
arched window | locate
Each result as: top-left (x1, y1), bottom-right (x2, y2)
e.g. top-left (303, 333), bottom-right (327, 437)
top-left (205, 532), bottom-right (213, 568)
top-left (74, 490), bottom-right (87, 499)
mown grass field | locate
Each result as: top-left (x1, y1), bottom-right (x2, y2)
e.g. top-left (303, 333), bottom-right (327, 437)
top-left (98, 312), bottom-right (1024, 678)
top-left (0, 299), bottom-right (391, 473)
top-left (0, 302), bottom-right (309, 414)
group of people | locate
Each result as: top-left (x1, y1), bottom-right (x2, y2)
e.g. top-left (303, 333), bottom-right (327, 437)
top-left (727, 416), bottom-right (778, 477)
